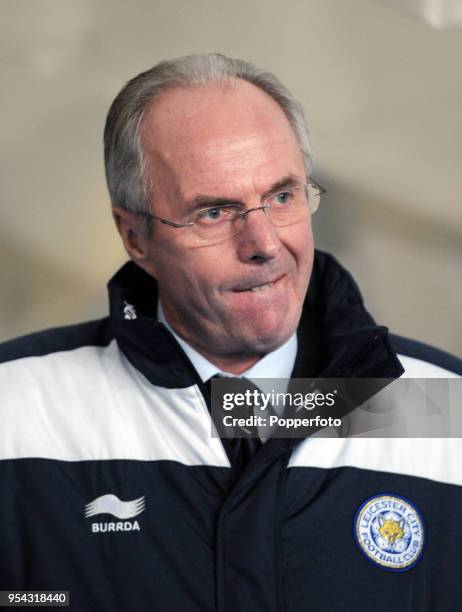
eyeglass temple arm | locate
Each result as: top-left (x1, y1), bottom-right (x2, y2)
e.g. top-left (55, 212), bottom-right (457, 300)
top-left (137, 211), bottom-right (194, 228)
top-left (309, 178), bottom-right (326, 195)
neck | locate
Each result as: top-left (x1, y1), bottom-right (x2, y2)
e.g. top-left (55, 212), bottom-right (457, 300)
top-left (191, 349), bottom-right (262, 375)
top-left (158, 301), bottom-right (264, 375)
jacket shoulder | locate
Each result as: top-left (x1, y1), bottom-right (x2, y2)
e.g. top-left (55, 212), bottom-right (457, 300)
top-left (0, 318), bottom-right (113, 365)
top-left (390, 333), bottom-right (462, 377)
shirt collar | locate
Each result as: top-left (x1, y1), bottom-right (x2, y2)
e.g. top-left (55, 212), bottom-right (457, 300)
top-left (157, 301), bottom-right (297, 384)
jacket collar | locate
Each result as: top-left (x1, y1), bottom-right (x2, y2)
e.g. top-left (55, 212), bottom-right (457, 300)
top-left (293, 251), bottom-right (403, 378)
top-left (107, 250), bottom-right (403, 389)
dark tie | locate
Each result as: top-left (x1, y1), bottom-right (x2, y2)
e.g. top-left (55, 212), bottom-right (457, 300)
top-left (206, 375), bottom-right (262, 471)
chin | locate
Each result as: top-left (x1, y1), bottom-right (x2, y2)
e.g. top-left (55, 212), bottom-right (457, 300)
top-left (235, 319), bottom-right (296, 355)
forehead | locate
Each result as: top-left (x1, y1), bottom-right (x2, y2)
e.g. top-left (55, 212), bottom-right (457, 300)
top-left (140, 80), bottom-right (305, 206)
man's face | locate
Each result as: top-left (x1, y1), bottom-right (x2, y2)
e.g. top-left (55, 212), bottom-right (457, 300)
top-left (137, 80), bottom-right (314, 369)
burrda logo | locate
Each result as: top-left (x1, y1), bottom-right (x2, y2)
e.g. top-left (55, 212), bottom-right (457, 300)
top-left (85, 494), bottom-right (145, 533)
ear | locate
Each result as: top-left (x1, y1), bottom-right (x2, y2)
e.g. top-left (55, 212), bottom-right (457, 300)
top-left (112, 206), bottom-right (150, 264)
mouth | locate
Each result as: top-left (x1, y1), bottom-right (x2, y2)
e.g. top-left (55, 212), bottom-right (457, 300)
top-left (233, 274), bottom-right (286, 293)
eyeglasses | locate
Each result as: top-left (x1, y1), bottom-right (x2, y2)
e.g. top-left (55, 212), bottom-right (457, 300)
top-left (138, 178), bottom-right (325, 245)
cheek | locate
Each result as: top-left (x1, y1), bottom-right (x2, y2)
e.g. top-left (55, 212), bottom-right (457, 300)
top-left (183, 258), bottom-right (226, 304)
top-left (154, 244), bottom-right (224, 302)
top-left (299, 221), bottom-right (314, 260)
top-left (282, 222), bottom-right (314, 269)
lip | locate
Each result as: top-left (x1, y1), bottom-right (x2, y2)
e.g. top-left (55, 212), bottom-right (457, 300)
top-left (232, 273), bottom-right (286, 293)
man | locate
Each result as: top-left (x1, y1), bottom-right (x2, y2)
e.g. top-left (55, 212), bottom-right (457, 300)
top-left (0, 54), bottom-right (461, 611)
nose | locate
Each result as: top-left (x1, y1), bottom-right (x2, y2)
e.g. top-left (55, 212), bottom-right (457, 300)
top-left (234, 207), bottom-right (282, 262)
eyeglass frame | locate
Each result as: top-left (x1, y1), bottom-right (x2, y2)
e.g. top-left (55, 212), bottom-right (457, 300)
top-left (136, 177), bottom-right (326, 232)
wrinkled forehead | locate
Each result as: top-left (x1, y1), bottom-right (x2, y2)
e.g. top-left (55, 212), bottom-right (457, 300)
top-left (139, 81), bottom-right (305, 211)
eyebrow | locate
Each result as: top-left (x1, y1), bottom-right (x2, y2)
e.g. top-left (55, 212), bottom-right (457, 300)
top-left (184, 174), bottom-right (303, 213)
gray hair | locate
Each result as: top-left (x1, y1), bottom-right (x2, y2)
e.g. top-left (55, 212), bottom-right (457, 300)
top-left (104, 53), bottom-right (313, 236)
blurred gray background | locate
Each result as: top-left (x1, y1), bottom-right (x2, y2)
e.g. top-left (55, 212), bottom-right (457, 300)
top-left (1, 0), bottom-right (461, 354)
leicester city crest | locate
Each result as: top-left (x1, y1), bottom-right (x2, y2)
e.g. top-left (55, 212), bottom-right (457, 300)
top-left (354, 494), bottom-right (425, 571)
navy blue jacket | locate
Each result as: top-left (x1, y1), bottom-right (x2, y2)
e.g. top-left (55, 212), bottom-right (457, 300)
top-left (0, 251), bottom-right (460, 611)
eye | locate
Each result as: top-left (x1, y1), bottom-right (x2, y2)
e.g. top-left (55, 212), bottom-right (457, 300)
top-left (196, 206), bottom-right (238, 225)
top-left (203, 208), bottom-right (222, 221)
top-left (272, 190), bottom-right (294, 206)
